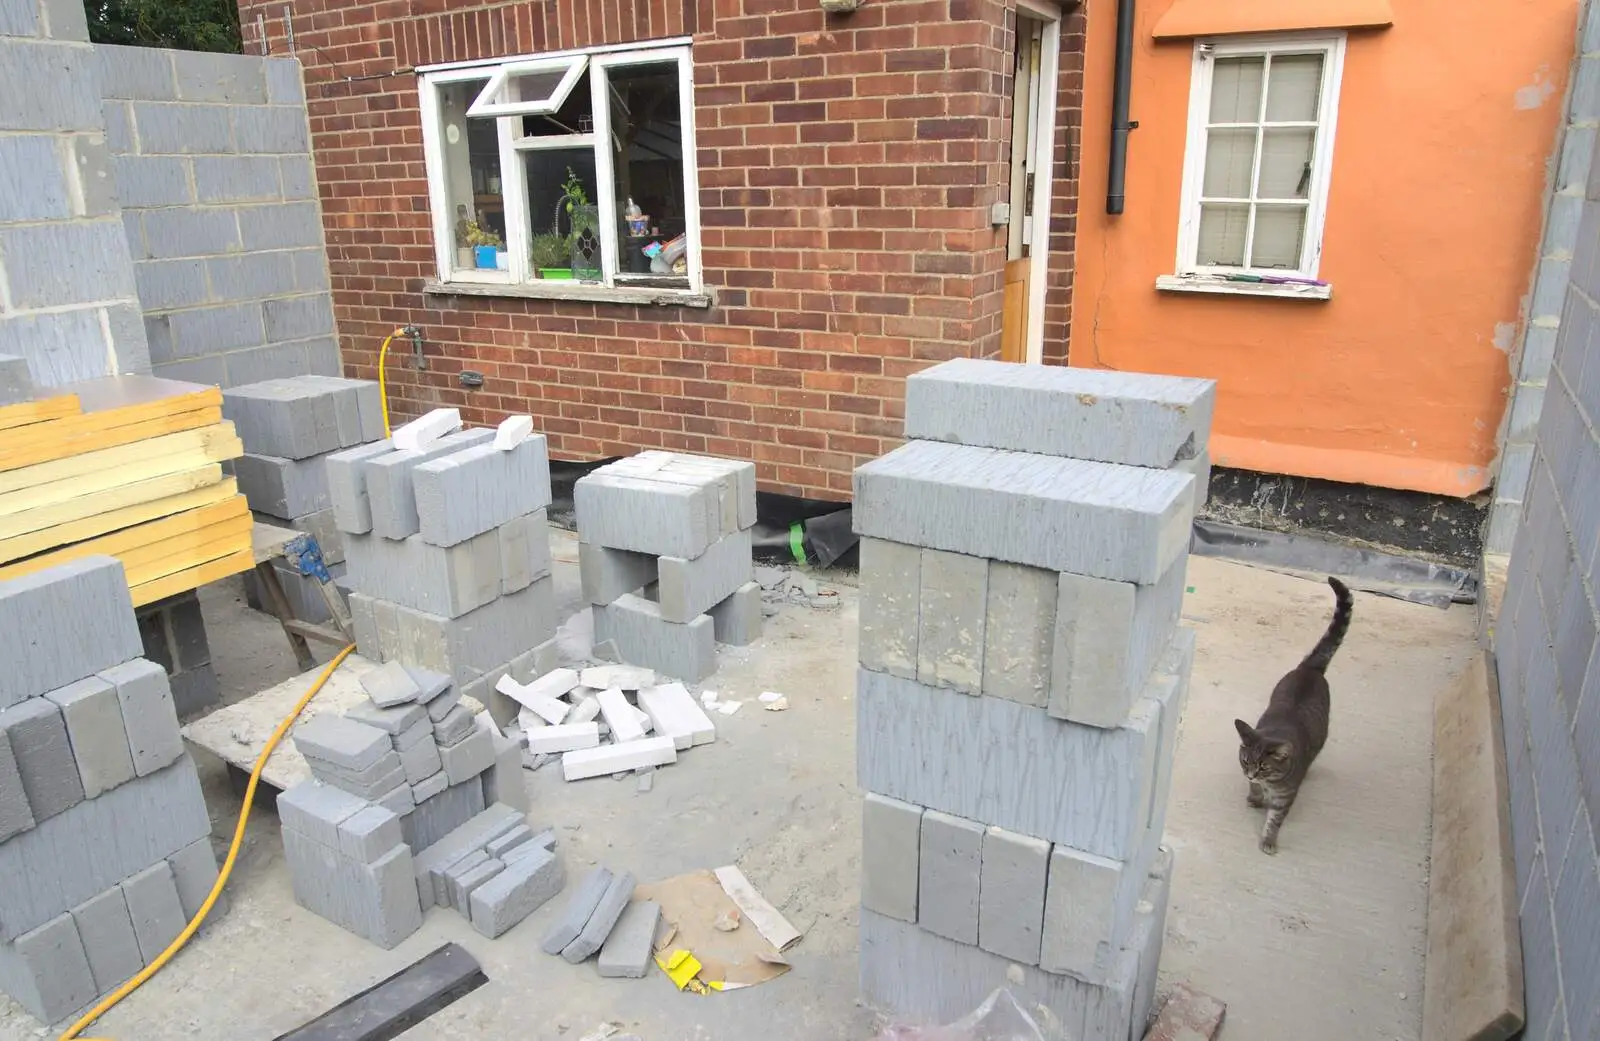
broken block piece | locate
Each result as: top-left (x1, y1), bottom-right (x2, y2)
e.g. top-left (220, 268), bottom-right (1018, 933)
top-left (636, 682), bottom-right (716, 750)
top-left (861, 793), bottom-right (922, 924)
top-left (978, 825), bottom-right (1051, 966)
top-left (598, 900), bottom-right (661, 978)
top-left (918, 810), bottom-right (984, 944)
top-left (542, 867), bottom-right (613, 955)
top-left (596, 687), bottom-right (645, 742)
top-left (494, 415), bottom-right (533, 451)
top-left (391, 407), bottom-right (462, 452)
top-left (526, 723), bottom-right (601, 755)
top-left (561, 736), bottom-right (677, 781)
top-left (470, 845), bottom-right (565, 938)
top-left (562, 870), bottom-right (636, 963)
top-left (599, 594), bottom-right (716, 683)
top-left (45, 675), bottom-right (135, 799)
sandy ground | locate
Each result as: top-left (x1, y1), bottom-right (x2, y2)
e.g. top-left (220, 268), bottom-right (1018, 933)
top-left (0, 537), bottom-right (1476, 1041)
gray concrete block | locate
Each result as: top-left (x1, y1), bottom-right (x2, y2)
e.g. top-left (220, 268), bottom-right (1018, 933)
top-left (233, 106), bottom-right (310, 154)
top-left (121, 861), bottom-right (186, 963)
top-left (276, 779), bottom-right (369, 850)
top-left (1039, 827), bottom-right (1162, 984)
top-left (598, 900), bottom-right (661, 978)
top-left (469, 845), bottom-right (565, 939)
top-left (294, 714), bottom-right (391, 772)
top-left (0, 731), bottom-right (35, 843)
top-left (861, 793), bottom-right (922, 923)
top-left (363, 427), bottom-right (496, 540)
top-left (0, 913), bottom-right (97, 1025)
top-left (0, 0), bottom-right (39, 35)
top-left (422, 683), bottom-right (462, 724)
top-left (434, 848), bottom-right (485, 908)
top-left (45, 675), bottom-right (136, 799)
top-left (0, 698), bottom-right (85, 824)
top-left (433, 704), bottom-right (476, 746)
top-left (166, 839), bottom-right (219, 922)
top-left (709, 580), bottom-right (763, 646)
top-left (339, 805), bottom-right (403, 864)
top-left (0, 556), bottom-right (141, 709)
top-left (307, 755), bottom-right (405, 801)
top-left (173, 50), bottom-right (268, 103)
top-left (0, 755), bottom-right (211, 944)
top-left (0, 221), bottom-right (130, 309)
top-left (917, 548), bottom-right (987, 695)
top-left (139, 207), bottom-right (240, 264)
top-left (904, 359), bottom-right (1216, 468)
top-left (484, 824), bottom-right (534, 860)
top-left (376, 782), bottom-right (414, 817)
top-left (390, 579), bottom-right (558, 692)
top-left (360, 660), bottom-right (422, 708)
top-left (193, 154), bottom-right (280, 203)
top-left (281, 830), bottom-right (422, 949)
top-left (601, 594), bottom-right (717, 682)
top-left (264, 294), bottom-right (334, 342)
top-left (96, 43), bottom-right (177, 102)
top-left (597, 451), bottom-right (755, 533)
top-left (70, 887), bottom-right (143, 994)
top-left (543, 866), bottom-right (613, 955)
top-left (326, 440), bottom-right (394, 534)
top-left (859, 538), bottom-right (921, 679)
top-left (135, 258), bottom-right (208, 312)
top-left (982, 560), bottom-right (1057, 707)
top-left (442, 850), bottom-right (498, 910)
top-left (238, 199), bottom-right (321, 251)
top-left (112, 155), bottom-right (191, 208)
top-left (344, 527), bottom-right (503, 619)
top-left (563, 870), bottom-right (636, 963)
top-left (853, 440), bottom-right (1194, 585)
top-left (0, 353), bottom-right (33, 407)
top-left (410, 801), bottom-right (522, 903)
top-left (399, 732), bottom-right (442, 784)
top-left (918, 810), bottom-right (983, 944)
top-left (498, 510), bottom-right (554, 595)
top-left (482, 728), bottom-right (529, 814)
top-left (579, 541), bottom-right (658, 605)
top-left (0, 310), bottom-right (111, 385)
top-left (413, 437), bottom-right (554, 548)
top-left (0, 41), bottom-right (103, 134)
top-left (1146, 629), bottom-right (1196, 844)
top-left (978, 825), bottom-right (1051, 965)
top-left (233, 452), bottom-right (331, 520)
top-left (574, 473), bottom-right (717, 558)
top-left (439, 727), bottom-right (495, 785)
top-left (0, 136), bottom-right (71, 223)
top-left (857, 667), bottom-right (1165, 860)
top-left (344, 696), bottom-right (425, 736)
top-left (265, 58), bottom-right (306, 104)
top-left (206, 251), bottom-right (297, 303)
top-left (1052, 557), bottom-right (1187, 728)
top-left (165, 302), bottom-right (265, 360)
top-left (401, 775), bottom-right (479, 852)
top-left (71, 134), bottom-right (116, 218)
top-left (657, 528), bottom-right (754, 623)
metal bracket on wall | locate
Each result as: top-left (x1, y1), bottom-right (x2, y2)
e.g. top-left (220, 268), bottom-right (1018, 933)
top-left (404, 325), bottom-right (427, 370)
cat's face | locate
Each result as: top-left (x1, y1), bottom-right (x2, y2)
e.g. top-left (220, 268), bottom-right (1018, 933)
top-left (1235, 720), bottom-right (1294, 782)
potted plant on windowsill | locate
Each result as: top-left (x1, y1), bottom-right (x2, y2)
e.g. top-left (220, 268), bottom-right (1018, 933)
top-left (465, 221), bottom-right (504, 270)
top-left (530, 232), bottom-right (573, 280)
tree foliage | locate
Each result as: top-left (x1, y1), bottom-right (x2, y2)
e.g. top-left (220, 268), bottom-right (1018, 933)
top-left (84, 0), bottom-right (242, 54)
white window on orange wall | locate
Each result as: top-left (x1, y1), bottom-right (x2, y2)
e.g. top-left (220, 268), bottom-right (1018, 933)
top-left (1173, 33), bottom-right (1345, 283)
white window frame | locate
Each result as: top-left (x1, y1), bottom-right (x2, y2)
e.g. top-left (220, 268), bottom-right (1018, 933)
top-left (419, 41), bottom-right (703, 300)
top-left (1163, 32), bottom-right (1345, 298)
top-left (467, 55), bottom-right (587, 119)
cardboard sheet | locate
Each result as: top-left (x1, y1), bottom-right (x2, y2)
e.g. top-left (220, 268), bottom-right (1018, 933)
top-left (636, 870), bottom-right (793, 988)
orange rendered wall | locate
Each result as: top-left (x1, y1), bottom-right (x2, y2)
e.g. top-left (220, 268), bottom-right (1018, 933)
top-left (1069, 0), bottom-right (1579, 496)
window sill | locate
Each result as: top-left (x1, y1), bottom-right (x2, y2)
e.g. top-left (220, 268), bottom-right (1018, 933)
top-left (1155, 274), bottom-right (1333, 300)
top-left (423, 279), bottom-right (714, 309)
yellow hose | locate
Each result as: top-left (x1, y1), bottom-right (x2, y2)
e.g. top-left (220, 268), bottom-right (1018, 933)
top-left (376, 331), bottom-right (398, 437)
top-left (59, 644), bottom-right (357, 1041)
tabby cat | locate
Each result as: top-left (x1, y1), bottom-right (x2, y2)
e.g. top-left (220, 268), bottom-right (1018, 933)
top-left (1234, 576), bottom-right (1354, 855)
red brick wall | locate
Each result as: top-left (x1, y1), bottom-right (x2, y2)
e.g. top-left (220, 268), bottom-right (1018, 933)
top-left (238, 0), bottom-right (1083, 500)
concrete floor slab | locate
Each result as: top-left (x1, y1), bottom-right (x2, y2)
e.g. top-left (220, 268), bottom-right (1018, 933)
top-left (0, 535), bottom-right (1472, 1041)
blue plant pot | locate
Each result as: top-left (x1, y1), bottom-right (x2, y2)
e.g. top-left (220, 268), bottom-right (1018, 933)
top-left (474, 245), bottom-right (498, 269)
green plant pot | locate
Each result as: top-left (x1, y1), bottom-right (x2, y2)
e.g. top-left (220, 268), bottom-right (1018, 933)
top-left (538, 268), bottom-right (574, 280)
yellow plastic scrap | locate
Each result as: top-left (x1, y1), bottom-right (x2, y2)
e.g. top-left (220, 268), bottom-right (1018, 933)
top-left (660, 949), bottom-right (703, 991)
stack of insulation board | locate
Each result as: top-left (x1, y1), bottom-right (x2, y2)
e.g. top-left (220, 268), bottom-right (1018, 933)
top-left (277, 659), bottom-right (558, 945)
top-left (221, 375), bottom-right (385, 623)
top-left (0, 358), bottom-right (250, 606)
top-left (0, 556), bottom-right (218, 1026)
top-left (852, 359), bottom-right (1215, 1041)
top-left (574, 450), bottom-right (764, 682)
top-left (329, 413), bottom-right (560, 708)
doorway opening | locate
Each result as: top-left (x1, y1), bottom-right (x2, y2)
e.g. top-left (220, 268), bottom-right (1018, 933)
top-left (1001, 1), bottom-right (1061, 365)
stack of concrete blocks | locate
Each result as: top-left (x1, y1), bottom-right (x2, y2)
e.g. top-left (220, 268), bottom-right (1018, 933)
top-left (223, 375), bottom-right (386, 623)
top-left (277, 660), bottom-right (552, 945)
top-left (539, 865), bottom-right (662, 978)
top-left (328, 425), bottom-right (560, 708)
top-left (574, 451), bottom-right (763, 682)
top-left (852, 359), bottom-right (1215, 1041)
top-left (0, 557), bottom-right (218, 1026)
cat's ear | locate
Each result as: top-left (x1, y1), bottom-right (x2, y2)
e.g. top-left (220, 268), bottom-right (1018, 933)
top-left (1233, 719), bottom-right (1257, 744)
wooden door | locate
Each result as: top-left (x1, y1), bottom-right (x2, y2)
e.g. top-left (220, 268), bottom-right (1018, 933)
top-left (1000, 257), bottom-right (1030, 362)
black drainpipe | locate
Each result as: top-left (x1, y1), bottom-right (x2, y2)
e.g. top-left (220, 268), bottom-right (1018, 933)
top-left (1106, 0), bottom-right (1138, 214)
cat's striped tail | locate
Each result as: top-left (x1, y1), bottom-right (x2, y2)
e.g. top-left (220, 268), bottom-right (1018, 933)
top-left (1300, 576), bottom-right (1354, 673)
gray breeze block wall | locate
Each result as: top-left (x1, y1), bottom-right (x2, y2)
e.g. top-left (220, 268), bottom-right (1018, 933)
top-left (0, 0), bottom-right (150, 385)
top-left (1488, 0), bottom-right (1600, 554)
top-left (97, 45), bottom-right (338, 389)
top-left (1492, 132), bottom-right (1600, 1041)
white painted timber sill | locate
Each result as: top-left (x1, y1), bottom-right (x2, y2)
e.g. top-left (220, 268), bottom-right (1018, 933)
top-left (423, 279), bottom-right (714, 309)
top-left (1155, 274), bottom-right (1333, 300)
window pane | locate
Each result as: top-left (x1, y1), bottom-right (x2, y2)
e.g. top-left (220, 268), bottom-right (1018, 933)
top-left (470, 56), bottom-right (585, 117)
top-left (1208, 57), bottom-right (1263, 123)
top-left (1265, 54), bottom-right (1323, 122)
top-left (524, 149), bottom-right (601, 282)
top-left (605, 60), bottom-right (690, 287)
top-left (1202, 128), bottom-right (1257, 198)
top-left (1197, 203), bottom-right (1249, 266)
top-left (438, 78), bottom-right (506, 274)
top-left (1256, 128), bottom-right (1315, 198)
top-left (519, 70), bottom-right (594, 139)
top-left (1250, 205), bottom-right (1307, 269)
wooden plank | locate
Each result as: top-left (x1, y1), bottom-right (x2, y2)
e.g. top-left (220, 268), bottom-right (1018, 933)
top-left (129, 546), bottom-right (254, 606)
top-left (0, 498), bottom-right (249, 583)
top-left (0, 464), bottom-right (224, 542)
top-left (1421, 650), bottom-right (1524, 1041)
top-left (0, 405), bottom-right (222, 472)
top-left (0, 422), bottom-right (239, 496)
top-left (0, 429), bottom-right (241, 517)
top-left (1000, 257), bottom-right (1030, 363)
top-left (269, 943), bottom-right (488, 1041)
top-left (253, 521), bottom-right (302, 564)
top-left (0, 394), bottom-right (81, 432)
top-left (122, 515), bottom-right (253, 587)
top-left (0, 478), bottom-right (239, 565)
